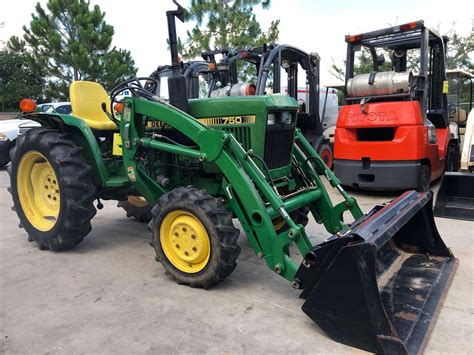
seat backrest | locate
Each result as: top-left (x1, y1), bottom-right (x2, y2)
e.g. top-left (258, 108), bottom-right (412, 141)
top-left (449, 107), bottom-right (468, 127)
top-left (70, 81), bottom-right (111, 123)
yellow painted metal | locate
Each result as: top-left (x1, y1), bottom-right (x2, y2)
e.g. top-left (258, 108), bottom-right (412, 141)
top-left (127, 195), bottom-right (149, 208)
top-left (160, 210), bottom-right (211, 273)
top-left (112, 133), bottom-right (123, 156)
top-left (197, 115), bottom-right (256, 125)
top-left (69, 81), bottom-right (117, 131)
top-left (17, 151), bottom-right (60, 231)
top-left (443, 80), bottom-right (449, 94)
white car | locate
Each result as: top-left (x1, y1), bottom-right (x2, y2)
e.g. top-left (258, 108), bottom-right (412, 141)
top-left (0, 118), bottom-right (41, 167)
top-left (0, 102), bottom-right (72, 167)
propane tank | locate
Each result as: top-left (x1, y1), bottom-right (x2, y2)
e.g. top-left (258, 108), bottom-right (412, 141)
top-left (210, 83), bottom-right (256, 97)
top-left (230, 83), bottom-right (256, 96)
top-left (210, 85), bottom-right (231, 98)
top-left (347, 71), bottom-right (412, 98)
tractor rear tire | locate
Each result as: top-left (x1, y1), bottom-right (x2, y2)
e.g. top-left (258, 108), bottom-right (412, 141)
top-left (149, 186), bottom-right (240, 288)
top-left (416, 164), bottom-right (431, 192)
top-left (118, 196), bottom-right (152, 223)
top-left (9, 128), bottom-right (96, 251)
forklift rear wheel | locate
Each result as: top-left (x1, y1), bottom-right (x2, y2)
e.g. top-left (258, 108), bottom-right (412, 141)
top-left (149, 186), bottom-right (240, 288)
top-left (118, 195), bottom-right (152, 223)
top-left (317, 143), bottom-right (333, 169)
top-left (416, 164), bottom-right (431, 192)
top-left (9, 128), bottom-right (96, 250)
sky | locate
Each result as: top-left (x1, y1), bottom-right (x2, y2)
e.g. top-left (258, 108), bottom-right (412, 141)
top-left (1, 0), bottom-right (473, 86)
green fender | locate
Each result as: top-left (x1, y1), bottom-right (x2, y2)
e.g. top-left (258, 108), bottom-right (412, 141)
top-left (20, 112), bottom-right (110, 187)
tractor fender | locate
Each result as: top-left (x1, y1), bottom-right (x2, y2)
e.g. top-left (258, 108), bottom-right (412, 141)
top-left (18, 112), bottom-right (109, 187)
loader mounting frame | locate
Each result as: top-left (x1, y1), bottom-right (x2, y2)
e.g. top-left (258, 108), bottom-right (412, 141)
top-left (119, 96), bottom-right (362, 281)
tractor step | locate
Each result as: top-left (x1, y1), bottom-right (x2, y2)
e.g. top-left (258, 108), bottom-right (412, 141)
top-left (295, 191), bottom-right (457, 354)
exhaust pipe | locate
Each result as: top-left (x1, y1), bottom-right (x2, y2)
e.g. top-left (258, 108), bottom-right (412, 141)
top-left (295, 191), bottom-right (457, 354)
top-left (166, 1), bottom-right (188, 113)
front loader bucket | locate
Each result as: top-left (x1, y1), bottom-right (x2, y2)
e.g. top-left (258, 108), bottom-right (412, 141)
top-left (295, 191), bottom-right (457, 354)
top-left (434, 172), bottom-right (474, 221)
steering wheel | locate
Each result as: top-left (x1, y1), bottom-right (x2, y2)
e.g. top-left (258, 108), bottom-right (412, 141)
top-left (109, 77), bottom-right (160, 122)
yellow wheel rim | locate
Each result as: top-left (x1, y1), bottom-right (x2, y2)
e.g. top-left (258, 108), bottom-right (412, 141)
top-left (17, 151), bottom-right (60, 231)
top-left (160, 210), bottom-right (211, 273)
top-left (127, 195), bottom-right (149, 208)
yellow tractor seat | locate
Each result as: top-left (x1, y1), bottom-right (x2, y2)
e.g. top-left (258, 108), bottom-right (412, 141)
top-left (69, 81), bottom-right (117, 131)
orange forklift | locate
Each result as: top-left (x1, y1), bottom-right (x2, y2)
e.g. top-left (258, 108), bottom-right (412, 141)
top-left (334, 21), bottom-right (460, 191)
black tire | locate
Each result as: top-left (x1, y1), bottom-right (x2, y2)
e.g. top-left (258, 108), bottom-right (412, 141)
top-left (149, 186), bottom-right (240, 288)
top-left (445, 142), bottom-right (460, 172)
top-left (317, 143), bottom-right (333, 169)
top-left (0, 141), bottom-right (14, 167)
top-left (118, 196), bottom-right (152, 223)
top-left (9, 128), bottom-right (96, 251)
top-left (416, 164), bottom-right (431, 192)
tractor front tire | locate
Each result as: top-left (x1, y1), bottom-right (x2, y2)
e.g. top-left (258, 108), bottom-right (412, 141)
top-left (118, 196), bottom-right (152, 223)
top-left (9, 128), bottom-right (97, 251)
top-left (149, 186), bottom-right (240, 288)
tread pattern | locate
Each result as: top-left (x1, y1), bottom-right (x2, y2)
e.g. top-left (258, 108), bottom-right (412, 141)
top-left (149, 186), bottom-right (240, 288)
top-left (9, 128), bottom-right (96, 251)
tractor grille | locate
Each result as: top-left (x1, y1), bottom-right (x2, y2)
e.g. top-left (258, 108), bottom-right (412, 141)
top-left (264, 127), bottom-right (295, 169)
top-left (223, 127), bottom-right (252, 151)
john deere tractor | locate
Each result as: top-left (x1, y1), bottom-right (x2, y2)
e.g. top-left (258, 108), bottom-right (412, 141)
top-left (9, 3), bottom-right (457, 354)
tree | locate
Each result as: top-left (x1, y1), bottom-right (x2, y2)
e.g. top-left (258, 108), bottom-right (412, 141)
top-left (8, 0), bottom-right (137, 100)
top-left (0, 49), bottom-right (45, 111)
top-left (181, 0), bottom-right (279, 81)
top-left (182, 0), bottom-right (279, 57)
top-left (445, 29), bottom-right (474, 71)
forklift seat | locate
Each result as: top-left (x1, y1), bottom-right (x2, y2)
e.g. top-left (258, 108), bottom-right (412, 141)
top-left (69, 81), bottom-right (117, 131)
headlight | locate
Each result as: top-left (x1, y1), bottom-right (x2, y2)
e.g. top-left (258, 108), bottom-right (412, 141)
top-left (281, 112), bottom-right (292, 125)
top-left (267, 113), bottom-right (276, 126)
top-left (0, 133), bottom-right (8, 142)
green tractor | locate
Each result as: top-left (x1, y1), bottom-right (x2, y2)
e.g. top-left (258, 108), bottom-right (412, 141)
top-left (9, 3), bottom-right (457, 354)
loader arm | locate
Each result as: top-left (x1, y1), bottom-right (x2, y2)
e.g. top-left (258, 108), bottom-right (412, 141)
top-left (120, 96), bottom-right (362, 280)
